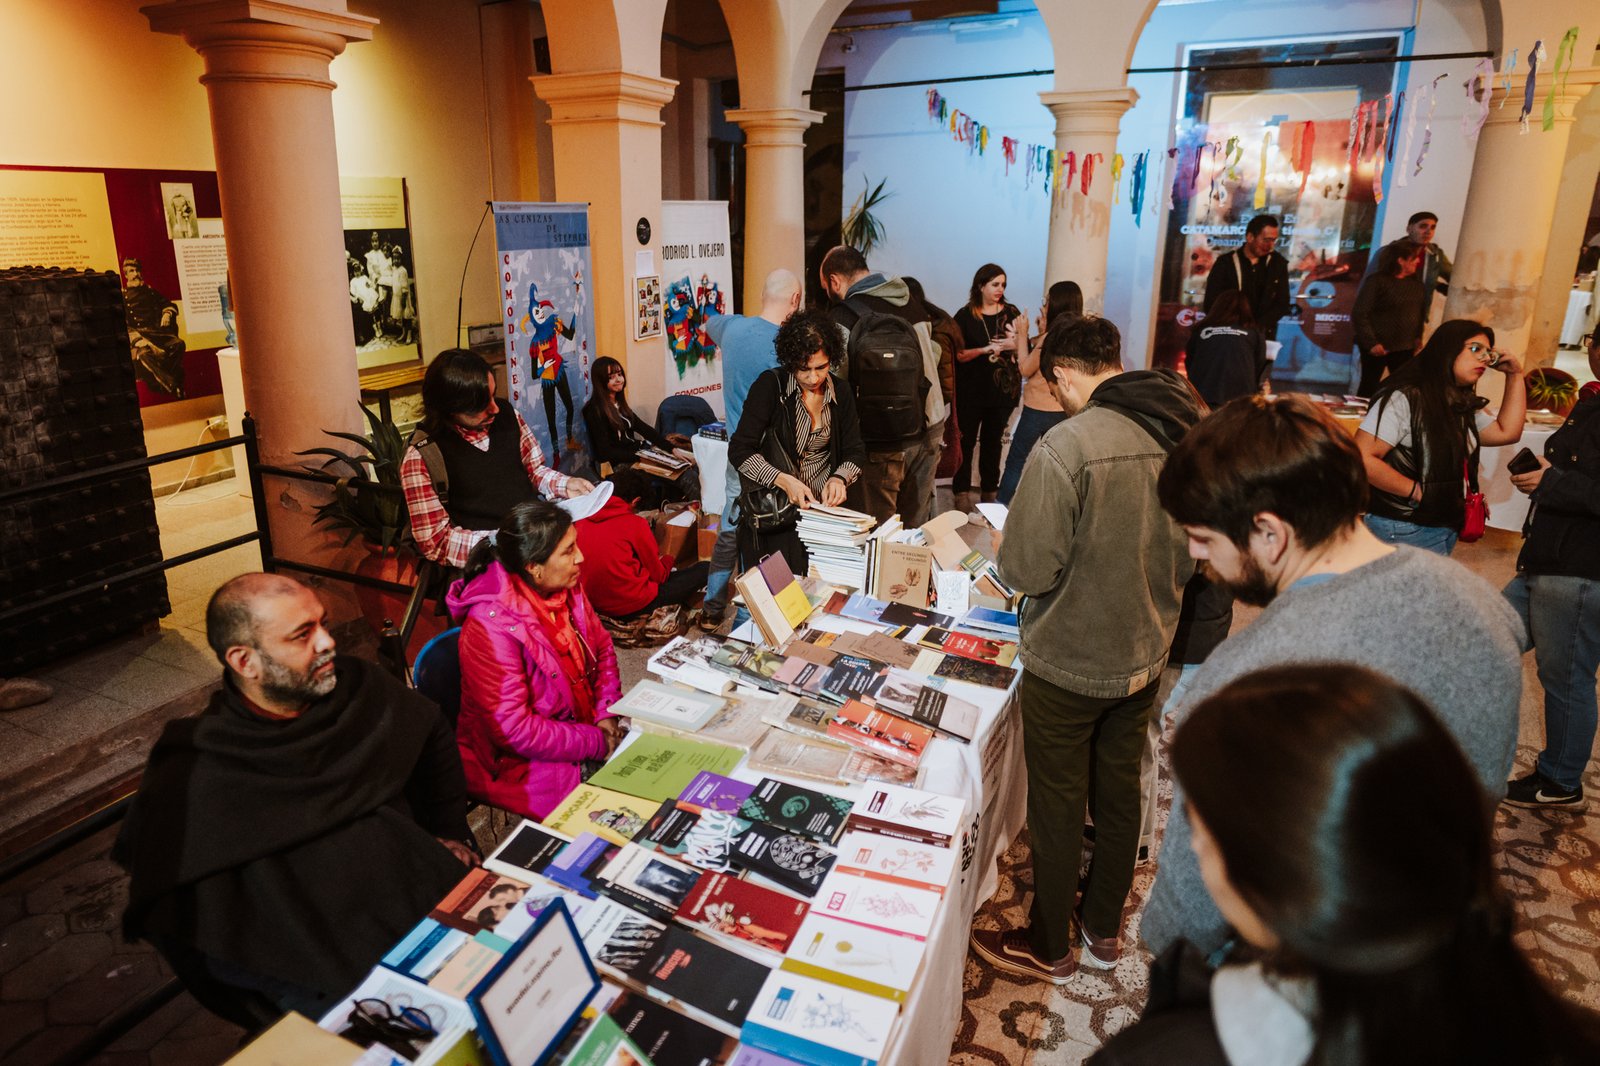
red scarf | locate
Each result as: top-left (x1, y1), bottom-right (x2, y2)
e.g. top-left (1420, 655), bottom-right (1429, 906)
top-left (514, 581), bottom-right (597, 724)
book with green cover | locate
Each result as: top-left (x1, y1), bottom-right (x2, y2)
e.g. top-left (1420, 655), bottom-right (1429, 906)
top-left (585, 733), bottom-right (744, 804)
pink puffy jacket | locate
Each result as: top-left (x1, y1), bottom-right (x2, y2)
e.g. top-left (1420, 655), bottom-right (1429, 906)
top-left (446, 561), bottom-right (622, 819)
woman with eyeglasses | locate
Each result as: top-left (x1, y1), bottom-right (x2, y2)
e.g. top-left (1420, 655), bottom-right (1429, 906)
top-left (1355, 320), bottom-right (1526, 555)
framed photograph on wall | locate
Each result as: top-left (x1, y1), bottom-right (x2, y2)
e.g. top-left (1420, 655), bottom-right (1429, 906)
top-left (635, 274), bottom-right (663, 340)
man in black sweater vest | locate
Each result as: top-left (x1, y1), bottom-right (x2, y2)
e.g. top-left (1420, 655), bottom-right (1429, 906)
top-left (400, 348), bottom-right (594, 567)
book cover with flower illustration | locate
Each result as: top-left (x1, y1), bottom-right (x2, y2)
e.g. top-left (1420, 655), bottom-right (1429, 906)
top-left (810, 870), bottom-right (940, 941)
top-left (832, 831), bottom-right (957, 895)
top-left (844, 783), bottom-right (967, 848)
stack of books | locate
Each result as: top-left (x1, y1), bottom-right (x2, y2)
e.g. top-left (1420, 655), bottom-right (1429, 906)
top-left (795, 504), bottom-right (877, 587)
top-left (634, 446), bottom-right (695, 480)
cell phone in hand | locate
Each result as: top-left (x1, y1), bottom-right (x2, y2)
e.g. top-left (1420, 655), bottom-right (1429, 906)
top-left (1507, 447), bottom-right (1540, 476)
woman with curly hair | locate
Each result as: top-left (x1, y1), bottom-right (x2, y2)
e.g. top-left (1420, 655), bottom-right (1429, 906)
top-left (728, 308), bottom-right (866, 572)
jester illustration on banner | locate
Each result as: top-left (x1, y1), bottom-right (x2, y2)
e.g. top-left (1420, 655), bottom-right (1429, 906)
top-left (491, 202), bottom-right (596, 469)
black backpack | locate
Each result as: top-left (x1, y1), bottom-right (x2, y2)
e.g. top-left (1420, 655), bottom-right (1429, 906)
top-left (844, 297), bottom-right (927, 445)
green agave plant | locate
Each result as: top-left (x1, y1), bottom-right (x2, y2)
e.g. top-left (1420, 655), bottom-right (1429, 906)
top-left (1525, 367), bottom-right (1581, 414)
top-left (296, 404), bottom-right (410, 554)
top-left (842, 176), bottom-right (892, 256)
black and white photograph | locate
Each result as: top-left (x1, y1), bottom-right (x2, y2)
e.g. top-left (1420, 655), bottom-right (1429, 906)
top-left (344, 226), bottom-right (418, 352)
top-left (159, 181), bottom-right (199, 239)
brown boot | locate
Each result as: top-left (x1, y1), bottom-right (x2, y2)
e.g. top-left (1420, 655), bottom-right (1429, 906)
top-left (953, 491), bottom-right (975, 513)
top-left (981, 490), bottom-right (999, 504)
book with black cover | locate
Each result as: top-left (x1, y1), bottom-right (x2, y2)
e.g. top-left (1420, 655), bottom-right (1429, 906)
top-left (738, 778), bottom-right (852, 844)
top-left (932, 654), bottom-right (1016, 691)
top-left (642, 925), bottom-right (771, 1037)
top-left (606, 990), bottom-right (738, 1066)
top-left (483, 821), bottom-right (569, 882)
top-left (731, 822), bottom-right (837, 897)
top-left (641, 800), bottom-right (746, 873)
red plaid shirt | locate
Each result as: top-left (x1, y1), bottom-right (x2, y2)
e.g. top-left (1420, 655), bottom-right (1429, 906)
top-left (400, 409), bottom-right (570, 566)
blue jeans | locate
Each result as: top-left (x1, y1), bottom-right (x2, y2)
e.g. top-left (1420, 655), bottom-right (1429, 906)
top-left (703, 460), bottom-right (742, 611)
top-left (998, 406), bottom-right (1067, 505)
top-left (1363, 512), bottom-right (1457, 557)
top-left (1503, 573), bottom-right (1600, 791)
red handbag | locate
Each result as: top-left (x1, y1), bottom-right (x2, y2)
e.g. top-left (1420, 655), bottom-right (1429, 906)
top-left (1460, 457), bottom-right (1487, 542)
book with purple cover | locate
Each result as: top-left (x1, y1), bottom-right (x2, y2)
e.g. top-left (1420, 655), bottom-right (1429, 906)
top-left (677, 770), bottom-right (755, 815)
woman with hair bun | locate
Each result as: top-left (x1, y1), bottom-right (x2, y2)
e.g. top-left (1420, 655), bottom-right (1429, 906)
top-left (1094, 665), bottom-right (1600, 1065)
top-left (447, 500), bottom-right (624, 820)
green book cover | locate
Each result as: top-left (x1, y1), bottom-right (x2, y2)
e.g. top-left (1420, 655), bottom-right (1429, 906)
top-left (585, 733), bottom-right (744, 803)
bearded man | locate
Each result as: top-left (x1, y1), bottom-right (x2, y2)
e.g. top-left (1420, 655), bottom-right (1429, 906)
top-left (115, 573), bottom-right (475, 1027)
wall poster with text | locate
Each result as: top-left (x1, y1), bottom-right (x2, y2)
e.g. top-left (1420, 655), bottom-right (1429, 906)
top-left (341, 176), bottom-right (420, 369)
top-left (659, 200), bottom-right (731, 418)
top-left (0, 165), bottom-right (230, 408)
top-left (491, 202), bottom-right (595, 471)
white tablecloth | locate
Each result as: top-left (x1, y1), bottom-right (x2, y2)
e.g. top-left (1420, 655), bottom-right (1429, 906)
top-left (723, 620), bottom-right (1028, 1065)
top-left (1562, 289), bottom-right (1593, 347)
top-left (691, 433), bottom-right (729, 515)
top-left (1480, 425), bottom-right (1557, 531)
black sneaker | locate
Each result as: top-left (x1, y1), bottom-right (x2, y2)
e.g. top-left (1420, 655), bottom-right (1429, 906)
top-left (1504, 771), bottom-right (1585, 809)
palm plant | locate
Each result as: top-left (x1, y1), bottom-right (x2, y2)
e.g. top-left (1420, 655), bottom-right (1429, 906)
top-left (842, 176), bottom-right (892, 256)
top-left (297, 404), bottom-right (410, 554)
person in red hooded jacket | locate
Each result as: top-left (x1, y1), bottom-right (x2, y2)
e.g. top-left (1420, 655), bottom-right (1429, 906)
top-left (577, 467), bottom-right (709, 618)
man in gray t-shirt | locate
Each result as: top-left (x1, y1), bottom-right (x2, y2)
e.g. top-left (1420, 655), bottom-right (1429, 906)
top-left (1142, 395), bottom-right (1525, 955)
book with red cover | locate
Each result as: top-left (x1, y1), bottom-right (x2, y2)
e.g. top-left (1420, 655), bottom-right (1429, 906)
top-left (675, 871), bottom-right (810, 955)
top-left (428, 867), bottom-right (532, 934)
top-left (916, 626), bottom-right (1018, 667)
top-left (826, 699), bottom-right (932, 769)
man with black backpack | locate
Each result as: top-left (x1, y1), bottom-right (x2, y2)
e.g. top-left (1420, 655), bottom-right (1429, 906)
top-left (820, 246), bottom-right (949, 527)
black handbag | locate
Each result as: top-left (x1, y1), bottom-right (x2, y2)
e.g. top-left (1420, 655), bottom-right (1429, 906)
top-left (736, 379), bottom-right (801, 533)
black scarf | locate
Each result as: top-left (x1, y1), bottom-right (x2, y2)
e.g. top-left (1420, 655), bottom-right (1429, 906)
top-left (114, 656), bottom-right (468, 997)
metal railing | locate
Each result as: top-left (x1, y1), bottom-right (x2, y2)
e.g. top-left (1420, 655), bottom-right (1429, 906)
top-left (2, 411), bottom-right (441, 1063)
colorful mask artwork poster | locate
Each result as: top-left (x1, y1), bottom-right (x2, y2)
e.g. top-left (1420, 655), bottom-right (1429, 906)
top-left (1152, 118), bottom-right (1380, 393)
top-left (492, 202), bottom-right (596, 470)
top-left (658, 200), bottom-right (731, 418)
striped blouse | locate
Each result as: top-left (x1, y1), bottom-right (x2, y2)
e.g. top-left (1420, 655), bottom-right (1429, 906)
top-left (739, 373), bottom-right (862, 495)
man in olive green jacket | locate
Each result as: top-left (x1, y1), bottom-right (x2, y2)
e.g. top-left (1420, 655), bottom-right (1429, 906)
top-left (970, 316), bottom-right (1201, 984)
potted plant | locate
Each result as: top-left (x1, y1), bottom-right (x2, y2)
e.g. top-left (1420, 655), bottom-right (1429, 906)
top-left (1525, 366), bottom-right (1581, 418)
top-left (842, 176), bottom-right (891, 256)
top-left (298, 406), bottom-right (443, 651)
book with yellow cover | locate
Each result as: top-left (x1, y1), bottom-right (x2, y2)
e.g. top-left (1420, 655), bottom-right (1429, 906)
top-left (542, 784), bottom-right (655, 846)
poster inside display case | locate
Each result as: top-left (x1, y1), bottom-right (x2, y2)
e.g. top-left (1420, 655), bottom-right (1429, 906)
top-left (1152, 36), bottom-right (1400, 394)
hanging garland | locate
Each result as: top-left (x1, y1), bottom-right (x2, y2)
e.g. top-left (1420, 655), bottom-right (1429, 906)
top-left (919, 30), bottom-right (1579, 226)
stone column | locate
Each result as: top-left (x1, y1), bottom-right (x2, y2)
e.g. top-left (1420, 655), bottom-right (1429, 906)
top-left (144, 0), bottom-right (374, 568)
top-left (1446, 68), bottom-right (1600, 362)
top-left (532, 70), bottom-right (676, 413)
top-left (726, 107), bottom-right (824, 312)
top-left (1038, 87), bottom-right (1138, 313)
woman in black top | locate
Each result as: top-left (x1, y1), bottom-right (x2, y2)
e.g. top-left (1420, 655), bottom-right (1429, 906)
top-left (729, 309), bottom-right (866, 571)
top-left (581, 356), bottom-right (696, 507)
top-left (1353, 242), bottom-right (1427, 397)
top-left (951, 263), bottom-right (1024, 508)
top-left (1184, 290), bottom-right (1266, 407)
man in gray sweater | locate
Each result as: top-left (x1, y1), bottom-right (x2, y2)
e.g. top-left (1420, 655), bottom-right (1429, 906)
top-left (973, 316), bottom-right (1202, 983)
top-left (1141, 395), bottom-right (1525, 955)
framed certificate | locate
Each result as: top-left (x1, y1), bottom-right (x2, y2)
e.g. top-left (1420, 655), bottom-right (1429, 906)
top-left (466, 897), bottom-right (600, 1066)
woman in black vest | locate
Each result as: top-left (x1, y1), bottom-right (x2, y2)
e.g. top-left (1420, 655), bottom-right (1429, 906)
top-left (730, 309), bottom-right (865, 572)
top-left (1355, 320), bottom-right (1526, 555)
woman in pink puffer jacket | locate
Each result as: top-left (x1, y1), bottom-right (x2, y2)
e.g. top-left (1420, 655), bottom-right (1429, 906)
top-left (447, 500), bottom-right (625, 819)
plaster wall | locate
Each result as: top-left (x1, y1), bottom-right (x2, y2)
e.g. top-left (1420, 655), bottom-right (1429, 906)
top-left (0, 0), bottom-right (501, 491)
